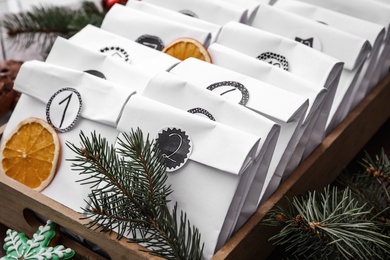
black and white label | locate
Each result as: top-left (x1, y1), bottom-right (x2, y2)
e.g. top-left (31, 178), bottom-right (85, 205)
top-left (156, 127), bottom-right (192, 172)
top-left (291, 29), bottom-right (322, 51)
top-left (84, 70), bottom-right (106, 80)
top-left (135, 35), bottom-right (164, 51)
top-left (46, 88), bottom-right (82, 133)
top-left (100, 46), bottom-right (131, 63)
top-left (207, 81), bottom-right (249, 106)
top-left (257, 52), bottom-right (289, 71)
top-left (187, 107), bottom-right (216, 121)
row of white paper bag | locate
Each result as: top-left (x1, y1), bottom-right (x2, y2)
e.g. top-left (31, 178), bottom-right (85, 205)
top-left (2, 0), bottom-right (390, 259)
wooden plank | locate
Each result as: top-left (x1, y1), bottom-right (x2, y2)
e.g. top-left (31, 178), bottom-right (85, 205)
top-left (0, 176), bottom-right (163, 260)
top-left (212, 73), bottom-right (390, 259)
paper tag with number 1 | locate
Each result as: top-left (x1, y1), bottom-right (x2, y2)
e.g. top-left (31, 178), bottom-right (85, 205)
top-left (46, 87), bottom-right (82, 133)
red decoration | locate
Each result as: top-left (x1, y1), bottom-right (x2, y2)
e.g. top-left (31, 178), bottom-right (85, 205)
top-left (102, 0), bottom-right (128, 11)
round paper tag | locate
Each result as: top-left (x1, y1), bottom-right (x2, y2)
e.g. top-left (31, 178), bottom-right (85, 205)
top-left (207, 81), bottom-right (249, 106)
top-left (257, 52), bottom-right (289, 71)
top-left (46, 88), bottom-right (82, 133)
top-left (84, 69), bottom-right (106, 79)
top-left (290, 29), bottom-right (322, 51)
top-left (187, 107), bottom-right (216, 121)
top-left (100, 46), bottom-right (131, 63)
top-left (156, 127), bottom-right (192, 172)
top-left (135, 35), bottom-right (165, 51)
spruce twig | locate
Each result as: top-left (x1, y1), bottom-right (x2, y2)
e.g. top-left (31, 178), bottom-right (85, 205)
top-left (66, 130), bottom-right (203, 260)
top-left (2, 1), bottom-right (104, 55)
top-left (338, 149), bottom-right (390, 234)
top-left (263, 186), bottom-right (390, 260)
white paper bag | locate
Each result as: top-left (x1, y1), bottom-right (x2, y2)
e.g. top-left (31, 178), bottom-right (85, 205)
top-left (126, 1), bottom-right (222, 44)
top-left (274, 0), bottom-right (386, 112)
top-left (68, 25), bottom-right (180, 72)
top-left (1, 60), bottom-right (136, 212)
top-left (140, 70), bottom-right (281, 236)
top-left (168, 58), bottom-right (309, 205)
top-left (250, 4), bottom-right (371, 133)
top-left (142, 0), bottom-right (249, 25)
top-left (216, 21), bottom-right (343, 152)
top-left (101, 4), bottom-right (212, 49)
top-left (117, 93), bottom-right (261, 259)
top-left (295, 0), bottom-right (390, 88)
top-left (216, 0), bottom-right (260, 24)
top-left (46, 37), bottom-right (155, 92)
top-left (207, 43), bottom-right (327, 176)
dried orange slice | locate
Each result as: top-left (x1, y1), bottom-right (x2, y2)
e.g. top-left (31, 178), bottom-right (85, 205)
top-left (163, 37), bottom-right (212, 63)
top-left (0, 117), bottom-right (60, 191)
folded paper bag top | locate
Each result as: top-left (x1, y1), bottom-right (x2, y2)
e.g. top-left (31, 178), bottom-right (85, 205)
top-left (126, 1), bottom-right (222, 44)
top-left (250, 4), bottom-right (371, 71)
top-left (141, 71), bottom-right (281, 237)
top-left (3, 60), bottom-right (136, 212)
top-left (215, 21), bottom-right (350, 134)
top-left (101, 4), bottom-right (212, 49)
top-left (169, 58), bottom-right (308, 127)
top-left (207, 43), bottom-right (327, 127)
top-left (143, 0), bottom-right (249, 25)
top-left (46, 37), bottom-right (155, 92)
top-left (273, 0), bottom-right (386, 110)
top-left (117, 94), bottom-right (261, 259)
top-left (216, 21), bottom-right (344, 92)
top-left (295, 0), bottom-right (390, 85)
top-left (249, 4), bottom-right (373, 132)
top-left (69, 25), bottom-right (180, 72)
top-left (13, 60), bottom-right (135, 127)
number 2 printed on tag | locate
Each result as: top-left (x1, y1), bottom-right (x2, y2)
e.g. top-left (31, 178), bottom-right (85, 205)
top-left (46, 88), bottom-right (82, 133)
top-left (156, 127), bottom-right (192, 172)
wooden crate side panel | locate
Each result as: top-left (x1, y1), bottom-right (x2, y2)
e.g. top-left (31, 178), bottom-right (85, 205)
top-left (0, 176), bottom-right (163, 260)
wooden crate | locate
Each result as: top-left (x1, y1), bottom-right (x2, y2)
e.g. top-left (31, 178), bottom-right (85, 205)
top-left (1, 73), bottom-right (390, 259)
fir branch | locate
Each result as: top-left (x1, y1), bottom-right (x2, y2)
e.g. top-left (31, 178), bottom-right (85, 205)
top-left (2, 1), bottom-right (104, 53)
top-left (338, 149), bottom-right (390, 235)
top-left (66, 129), bottom-right (203, 260)
top-left (359, 148), bottom-right (390, 182)
top-left (263, 186), bottom-right (390, 260)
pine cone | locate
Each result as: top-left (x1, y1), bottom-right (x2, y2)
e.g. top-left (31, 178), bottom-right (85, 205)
top-left (0, 60), bottom-right (23, 114)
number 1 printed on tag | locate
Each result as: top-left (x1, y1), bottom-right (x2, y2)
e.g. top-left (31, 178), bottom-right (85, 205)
top-left (46, 88), bottom-right (82, 133)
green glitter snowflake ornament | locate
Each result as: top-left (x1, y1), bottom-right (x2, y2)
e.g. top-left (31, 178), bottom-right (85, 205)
top-left (1, 220), bottom-right (75, 260)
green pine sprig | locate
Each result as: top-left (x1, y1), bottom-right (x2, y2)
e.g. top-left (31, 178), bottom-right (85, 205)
top-left (263, 186), bottom-right (390, 260)
top-left (66, 129), bottom-right (203, 260)
top-left (338, 149), bottom-right (390, 234)
top-left (2, 1), bottom-right (105, 53)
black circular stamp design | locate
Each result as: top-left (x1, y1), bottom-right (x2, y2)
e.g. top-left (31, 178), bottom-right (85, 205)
top-left (257, 52), bottom-right (289, 71)
top-left (135, 35), bottom-right (164, 51)
top-left (46, 87), bottom-right (82, 133)
top-left (178, 9), bottom-right (199, 18)
top-left (187, 107), bottom-right (216, 121)
top-left (100, 46), bottom-right (130, 63)
top-left (156, 127), bottom-right (192, 172)
top-left (207, 81), bottom-right (249, 106)
top-left (84, 70), bottom-right (106, 80)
